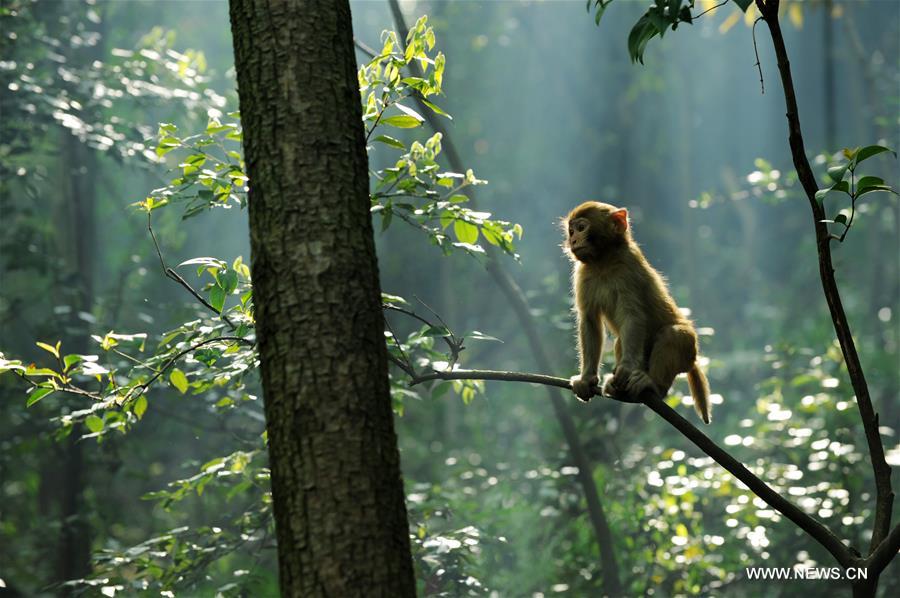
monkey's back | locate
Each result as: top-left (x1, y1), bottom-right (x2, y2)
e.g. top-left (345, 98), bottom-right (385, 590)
top-left (574, 244), bottom-right (688, 338)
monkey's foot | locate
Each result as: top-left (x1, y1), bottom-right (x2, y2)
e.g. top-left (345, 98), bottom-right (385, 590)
top-left (602, 373), bottom-right (627, 399)
top-left (570, 374), bottom-right (599, 402)
top-left (624, 370), bottom-right (658, 397)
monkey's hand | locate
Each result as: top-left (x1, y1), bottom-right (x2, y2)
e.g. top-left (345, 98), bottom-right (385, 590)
top-left (570, 374), bottom-right (599, 402)
top-left (602, 372), bottom-right (626, 398)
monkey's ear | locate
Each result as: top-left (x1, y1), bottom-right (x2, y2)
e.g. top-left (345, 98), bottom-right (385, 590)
top-left (611, 208), bottom-right (629, 232)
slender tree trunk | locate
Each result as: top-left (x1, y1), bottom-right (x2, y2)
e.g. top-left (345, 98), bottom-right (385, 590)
top-left (55, 96), bottom-right (96, 596)
top-left (228, 1), bottom-right (415, 596)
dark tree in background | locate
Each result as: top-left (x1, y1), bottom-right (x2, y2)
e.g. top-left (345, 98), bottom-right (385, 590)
top-left (228, 1), bottom-right (415, 595)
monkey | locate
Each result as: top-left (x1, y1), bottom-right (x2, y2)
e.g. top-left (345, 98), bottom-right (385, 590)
top-left (562, 201), bottom-right (712, 424)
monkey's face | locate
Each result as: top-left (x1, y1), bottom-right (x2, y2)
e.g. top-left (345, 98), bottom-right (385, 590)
top-left (566, 216), bottom-right (596, 263)
top-left (563, 202), bottom-right (630, 263)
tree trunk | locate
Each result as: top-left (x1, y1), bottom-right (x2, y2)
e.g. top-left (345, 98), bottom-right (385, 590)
top-left (228, 1), bottom-right (416, 596)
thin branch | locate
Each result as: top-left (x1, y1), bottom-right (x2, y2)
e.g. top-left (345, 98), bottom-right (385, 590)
top-left (131, 335), bottom-right (250, 400)
top-left (383, 314), bottom-right (416, 375)
top-left (148, 214), bottom-right (237, 329)
top-left (751, 17), bottom-right (765, 95)
top-left (867, 522), bottom-right (900, 575)
top-left (757, 0), bottom-right (894, 555)
top-left (354, 38), bottom-right (377, 60)
top-left (693, 0), bottom-right (728, 20)
top-left (407, 366), bottom-right (857, 568)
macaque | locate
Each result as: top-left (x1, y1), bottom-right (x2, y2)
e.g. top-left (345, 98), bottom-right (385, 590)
top-left (563, 201), bottom-right (712, 424)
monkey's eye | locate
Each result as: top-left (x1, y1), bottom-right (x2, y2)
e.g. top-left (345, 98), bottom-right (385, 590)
top-left (575, 223), bottom-right (586, 233)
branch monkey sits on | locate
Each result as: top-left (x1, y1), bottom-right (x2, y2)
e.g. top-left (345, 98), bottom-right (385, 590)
top-left (562, 201), bottom-right (712, 423)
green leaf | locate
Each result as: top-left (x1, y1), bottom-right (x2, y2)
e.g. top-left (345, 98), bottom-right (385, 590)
top-left (853, 144), bottom-right (896, 166)
top-left (453, 220), bottom-right (479, 244)
top-left (373, 135), bottom-right (405, 149)
top-left (85, 415), bottom-right (104, 433)
top-left (133, 395), bottom-right (148, 419)
top-left (169, 368), bottom-right (189, 394)
top-left (834, 213), bottom-right (848, 225)
top-left (36, 341), bottom-right (59, 358)
top-left (731, 0), bottom-right (754, 10)
top-left (857, 185), bottom-right (896, 198)
top-left (594, 1), bottom-right (607, 25)
top-left (856, 175), bottom-right (885, 192)
top-left (381, 209), bottom-right (393, 232)
top-left (421, 100), bottom-right (452, 119)
top-left (827, 164), bottom-right (848, 183)
top-left (424, 326), bottom-right (451, 337)
top-left (63, 354), bottom-right (83, 371)
top-left (219, 270), bottom-right (239, 294)
top-left (815, 180), bottom-right (850, 202)
top-left (26, 386), bottom-right (55, 407)
top-left (209, 285), bottom-right (226, 313)
top-left (381, 293), bottom-right (408, 305)
top-left (468, 331), bottom-right (503, 343)
top-left (627, 15), bottom-right (659, 64)
top-left (381, 115), bottom-right (423, 129)
top-left (647, 7), bottom-right (669, 37)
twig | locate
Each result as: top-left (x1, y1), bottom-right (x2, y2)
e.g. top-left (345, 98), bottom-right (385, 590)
top-left (751, 17), bottom-right (765, 95)
top-left (147, 214), bottom-right (237, 330)
top-left (383, 314), bottom-right (416, 375)
top-left (694, 0), bottom-right (728, 20)
top-left (130, 335), bottom-right (250, 400)
top-left (354, 38), bottom-right (377, 60)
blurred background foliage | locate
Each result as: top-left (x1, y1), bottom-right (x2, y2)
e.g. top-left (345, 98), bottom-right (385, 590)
top-left (0, 0), bottom-right (898, 596)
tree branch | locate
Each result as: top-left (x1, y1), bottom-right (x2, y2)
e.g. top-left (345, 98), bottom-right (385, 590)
top-left (867, 522), bottom-right (900, 576)
top-left (410, 366), bottom-right (857, 568)
top-left (757, 0), bottom-right (894, 554)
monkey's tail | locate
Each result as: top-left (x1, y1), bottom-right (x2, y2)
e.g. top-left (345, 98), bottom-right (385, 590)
top-left (687, 363), bottom-right (711, 424)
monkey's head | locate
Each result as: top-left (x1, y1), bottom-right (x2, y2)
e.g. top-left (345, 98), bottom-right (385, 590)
top-left (562, 201), bottom-right (630, 263)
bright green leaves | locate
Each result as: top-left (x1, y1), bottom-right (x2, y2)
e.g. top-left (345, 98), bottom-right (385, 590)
top-left (169, 368), bottom-right (189, 394)
top-left (178, 255), bottom-right (251, 316)
top-left (26, 386), bottom-right (55, 407)
top-left (381, 114), bottom-right (423, 129)
top-left (370, 127), bottom-right (521, 259)
top-left (359, 16), bottom-right (448, 140)
top-left (818, 145), bottom-right (897, 242)
top-left (453, 219), bottom-right (479, 245)
top-left (85, 414), bottom-right (104, 434)
top-left (36, 340), bottom-right (60, 358)
top-left (133, 395), bottom-right (148, 419)
top-left (139, 114), bottom-right (246, 220)
top-left (374, 134), bottom-right (406, 149)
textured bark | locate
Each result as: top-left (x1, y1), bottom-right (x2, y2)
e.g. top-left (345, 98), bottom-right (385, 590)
top-left (229, 1), bottom-right (415, 596)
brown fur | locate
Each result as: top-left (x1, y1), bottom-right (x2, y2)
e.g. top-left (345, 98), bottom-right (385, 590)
top-left (563, 201), bottom-right (712, 424)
